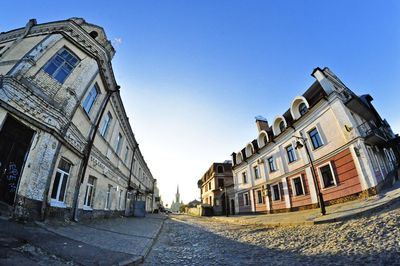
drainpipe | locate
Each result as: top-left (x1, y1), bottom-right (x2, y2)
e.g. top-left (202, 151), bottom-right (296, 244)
top-left (125, 144), bottom-right (137, 216)
top-left (72, 86), bottom-right (120, 221)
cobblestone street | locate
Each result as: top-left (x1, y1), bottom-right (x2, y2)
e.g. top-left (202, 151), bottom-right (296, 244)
top-left (143, 202), bottom-right (400, 265)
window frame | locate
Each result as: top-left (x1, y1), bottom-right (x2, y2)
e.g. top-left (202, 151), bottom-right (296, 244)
top-left (299, 102), bottom-right (308, 116)
top-left (84, 176), bottom-right (96, 209)
top-left (43, 47), bottom-right (79, 83)
top-left (279, 120), bottom-right (285, 133)
top-left (82, 84), bottom-right (100, 114)
top-left (253, 165), bottom-right (260, 179)
top-left (105, 185), bottom-right (112, 210)
top-left (50, 158), bottom-right (72, 207)
top-left (291, 176), bottom-right (305, 196)
top-left (317, 162), bottom-right (337, 189)
top-left (271, 183), bottom-right (281, 201)
top-left (286, 145), bottom-right (297, 163)
top-left (100, 112), bottom-right (113, 137)
top-left (243, 192), bottom-right (250, 206)
top-left (308, 127), bottom-right (324, 150)
top-left (257, 190), bottom-right (263, 204)
top-left (115, 132), bottom-right (123, 155)
top-left (268, 157), bottom-right (276, 172)
top-left (242, 172), bottom-right (248, 184)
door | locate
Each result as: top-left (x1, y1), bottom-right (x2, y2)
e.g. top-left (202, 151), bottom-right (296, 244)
top-left (0, 116), bottom-right (34, 205)
top-left (230, 199), bottom-right (235, 215)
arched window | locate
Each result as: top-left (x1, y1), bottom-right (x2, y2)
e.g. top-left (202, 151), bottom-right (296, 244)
top-left (263, 135), bottom-right (268, 145)
top-left (299, 102), bottom-right (308, 116)
top-left (217, 166), bottom-right (224, 173)
top-left (279, 121), bottom-right (285, 133)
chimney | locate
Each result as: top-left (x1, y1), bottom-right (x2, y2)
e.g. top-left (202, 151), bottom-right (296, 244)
top-left (255, 116), bottom-right (269, 132)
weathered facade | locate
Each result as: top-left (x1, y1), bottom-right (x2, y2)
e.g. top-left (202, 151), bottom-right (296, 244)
top-left (0, 18), bottom-right (157, 221)
top-left (198, 162), bottom-right (234, 215)
top-left (231, 67), bottom-right (399, 214)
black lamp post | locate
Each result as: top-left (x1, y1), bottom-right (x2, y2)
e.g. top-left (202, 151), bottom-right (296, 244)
top-left (294, 134), bottom-right (326, 215)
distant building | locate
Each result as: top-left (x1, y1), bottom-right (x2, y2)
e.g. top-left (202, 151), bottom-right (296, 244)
top-left (0, 18), bottom-right (157, 221)
top-left (198, 162), bottom-right (234, 215)
top-left (170, 185), bottom-right (182, 212)
top-left (231, 67), bottom-right (399, 214)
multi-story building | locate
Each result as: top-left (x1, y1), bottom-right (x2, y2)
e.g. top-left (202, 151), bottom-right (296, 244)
top-left (231, 67), bottom-right (399, 214)
top-left (0, 18), bottom-right (157, 221)
top-left (198, 162), bottom-right (235, 215)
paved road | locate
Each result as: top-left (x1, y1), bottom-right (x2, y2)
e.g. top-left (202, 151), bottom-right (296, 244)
top-left (143, 202), bottom-right (400, 265)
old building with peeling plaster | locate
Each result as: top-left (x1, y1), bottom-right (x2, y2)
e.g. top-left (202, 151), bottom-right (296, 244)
top-left (0, 18), bottom-right (159, 221)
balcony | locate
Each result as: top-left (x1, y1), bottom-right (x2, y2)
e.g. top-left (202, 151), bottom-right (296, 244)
top-left (357, 121), bottom-right (387, 145)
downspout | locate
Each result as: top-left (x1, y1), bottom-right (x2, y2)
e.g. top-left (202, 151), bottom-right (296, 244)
top-left (72, 86), bottom-right (120, 222)
top-left (125, 144), bottom-right (137, 216)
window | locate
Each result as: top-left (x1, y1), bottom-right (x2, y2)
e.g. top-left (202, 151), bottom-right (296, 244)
top-left (268, 157), bottom-right (276, 172)
top-left (43, 48), bottom-right (79, 83)
top-left (209, 196), bottom-right (212, 206)
top-left (319, 163), bottom-right (336, 188)
top-left (254, 165), bottom-right (260, 179)
top-left (272, 184), bottom-right (280, 201)
top-left (208, 182), bottom-right (211, 190)
top-left (51, 158), bottom-right (71, 204)
top-left (119, 189), bottom-right (123, 210)
top-left (279, 121), bottom-right (285, 133)
top-left (299, 102), bottom-right (308, 116)
top-left (257, 190), bottom-right (263, 204)
top-left (82, 85), bottom-right (99, 113)
top-left (242, 172), bottom-right (247, 183)
top-left (105, 185), bottom-right (112, 209)
top-left (243, 193), bottom-right (249, 206)
top-left (309, 128), bottom-right (323, 149)
top-left (124, 146), bottom-right (130, 164)
top-left (84, 176), bottom-right (96, 208)
top-left (218, 179), bottom-right (224, 188)
top-left (115, 133), bottom-right (123, 154)
top-left (292, 177), bottom-right (304, 196)
top-left (100, 112), bottom-right (112, 137)
top-left (286, 145), bottom-right (296, 163)
top-left (217, 166), bottom-right (224, 173)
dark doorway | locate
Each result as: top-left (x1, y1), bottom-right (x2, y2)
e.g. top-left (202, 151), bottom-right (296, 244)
top-left (230, 199), bottom-right (235, 215)
top-left (0, 116), bottom-right (34, 205)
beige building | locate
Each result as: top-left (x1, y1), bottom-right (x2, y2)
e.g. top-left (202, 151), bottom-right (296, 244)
top-left (198, 162), bottom-right (234, 215)
top-left (0, 18), bottom-right (158, 221)
top-left (231, 67), bottom-right (399, 214)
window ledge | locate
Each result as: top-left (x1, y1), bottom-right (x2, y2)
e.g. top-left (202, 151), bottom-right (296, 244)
top-left (321, 184), bottom-right (337, 191)
top-left (50, 200), bottom-right (67, 208)
top-left (83, 205), bottom-right (93, 211)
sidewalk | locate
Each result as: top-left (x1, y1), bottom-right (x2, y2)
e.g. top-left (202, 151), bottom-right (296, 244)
top-left (212, 180), bottom-right (400, 227)
top-left (0, 213), bottom-right (167, 265)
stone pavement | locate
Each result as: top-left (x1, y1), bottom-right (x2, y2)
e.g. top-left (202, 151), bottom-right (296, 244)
top-left (212, 179), bottom-right (400, 227)
top-left (0, 213), bottom-right (167, 265)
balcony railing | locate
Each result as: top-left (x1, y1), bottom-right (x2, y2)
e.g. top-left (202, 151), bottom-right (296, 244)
top-left (357, 121), bottom-right (387, 145)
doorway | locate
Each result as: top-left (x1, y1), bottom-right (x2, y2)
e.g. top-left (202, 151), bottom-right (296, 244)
top-left (0, 116), bottom-right (34, 205)
top-left (230, 199), bottom-right (235, 215)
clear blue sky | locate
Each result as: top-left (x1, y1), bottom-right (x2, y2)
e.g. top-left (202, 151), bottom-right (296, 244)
top-left (2, 1), bottom-right (399, 205)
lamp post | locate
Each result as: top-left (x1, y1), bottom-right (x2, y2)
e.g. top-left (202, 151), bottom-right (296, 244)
top-left (294, 134), bottom-right (326, 215)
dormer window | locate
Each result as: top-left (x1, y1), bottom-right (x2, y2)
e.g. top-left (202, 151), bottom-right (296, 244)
top-left (279, 121), bottom-right (285, 133)
top-left (299, 102), bottom-right (308, 116)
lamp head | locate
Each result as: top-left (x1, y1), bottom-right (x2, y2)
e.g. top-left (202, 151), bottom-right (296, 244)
top-left (295, 141), bottom-right (304, 150)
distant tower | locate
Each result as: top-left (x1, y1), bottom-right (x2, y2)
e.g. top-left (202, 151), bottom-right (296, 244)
top-left (175, 185), bottom-right (180, 203)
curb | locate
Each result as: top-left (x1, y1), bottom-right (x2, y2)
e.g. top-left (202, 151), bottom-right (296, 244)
top-left (314, 193), bottom-right (400, 224)
top-left (119, 215), bottom-right (168, 265)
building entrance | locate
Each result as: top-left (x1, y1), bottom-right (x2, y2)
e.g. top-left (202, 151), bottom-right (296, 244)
top-left (0, 116), bottom-right (34, 205)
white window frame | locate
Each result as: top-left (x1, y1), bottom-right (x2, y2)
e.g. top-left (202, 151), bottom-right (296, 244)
top-left (105, 185), bottom-right (112, 210)
top-left (257, 190), bottom-right (263, 204)
top-left (271, 183), bottom-right (281, 201)
top-left (124, 146), bottom-right (130, 164)
top-left (115, 132), bottom-right (123, 154)
top-left (243, 192), bottom-right (250, 206)
top-left (82, 84), bottom-right (99, 114)
top-left (100, 112), bottom-right (112, 137)
top-left (317, 161), bottom-right (337, 189)
top-left (118, 189), bottom-right (123, 210)
top-left (268, 156), bottom-right (276, 172)
top-left (291, 176), bottom-right (305, 196)
top-left (50, 158), bottom-right (71, 208)
top-left (253, 165), bottom-right (260, 179)
top-left (83, 177), bottom-right (96, 210)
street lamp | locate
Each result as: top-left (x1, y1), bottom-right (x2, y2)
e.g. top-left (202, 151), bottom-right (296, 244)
top-left (294, 134), bottom-right (326, 215)
top-left (219, 187), bottom-right (229, 217)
